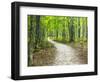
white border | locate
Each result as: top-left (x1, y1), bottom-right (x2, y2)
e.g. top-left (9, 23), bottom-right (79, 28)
top-left (20, 6), bottom-right (94, 76)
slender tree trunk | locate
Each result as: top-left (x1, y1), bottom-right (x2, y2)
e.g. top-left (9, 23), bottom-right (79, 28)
top-left (35, 15), bottom-right (40, 49)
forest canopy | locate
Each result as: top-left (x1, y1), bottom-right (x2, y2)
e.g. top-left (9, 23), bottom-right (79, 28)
top-left (28, 15), bottom-right (88, 66)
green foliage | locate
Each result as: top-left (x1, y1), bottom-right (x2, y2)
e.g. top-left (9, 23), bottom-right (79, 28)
top-left (40, 16), bottom-right (87, 42)
top-left (28, 15), bottom-right (88, 65)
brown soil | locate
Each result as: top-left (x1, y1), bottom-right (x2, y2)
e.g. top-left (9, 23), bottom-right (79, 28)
top-left (32, 48), bottom-right (56, 66)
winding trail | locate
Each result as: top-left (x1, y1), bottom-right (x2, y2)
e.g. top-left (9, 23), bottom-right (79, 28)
top-left (48, 38), bottom-right (83, 65)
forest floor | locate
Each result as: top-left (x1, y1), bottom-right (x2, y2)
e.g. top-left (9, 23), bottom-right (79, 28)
top-left (31, 39), bottom-right (87, 66)
top-left (48, 38), bottom-right (87, 65)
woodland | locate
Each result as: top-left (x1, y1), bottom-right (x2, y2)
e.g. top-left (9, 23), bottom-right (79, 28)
top-left (28, 15), bottom-right (88, 66)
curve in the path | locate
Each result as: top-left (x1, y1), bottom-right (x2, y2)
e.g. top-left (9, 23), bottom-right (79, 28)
top-left (48, 38), bottom-right (83, 65)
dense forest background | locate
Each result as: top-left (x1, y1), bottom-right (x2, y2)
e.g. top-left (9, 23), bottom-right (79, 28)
top-left (28, 15), bottom-right (88, 66)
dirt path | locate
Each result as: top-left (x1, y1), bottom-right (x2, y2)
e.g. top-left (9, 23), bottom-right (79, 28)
top-left (48, 38), bottom-right (86, 65)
